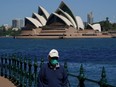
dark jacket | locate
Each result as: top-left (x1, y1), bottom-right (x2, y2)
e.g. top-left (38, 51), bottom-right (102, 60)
top-left (38, 63), bottom-right (68, 87)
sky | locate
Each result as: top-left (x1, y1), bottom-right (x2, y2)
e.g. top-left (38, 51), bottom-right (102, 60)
top-left (0, 0), bottom-right (116, 26)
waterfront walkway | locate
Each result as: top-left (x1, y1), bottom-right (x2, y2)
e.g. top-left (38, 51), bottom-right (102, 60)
top-left (0, 76), bottom-right (16, 87)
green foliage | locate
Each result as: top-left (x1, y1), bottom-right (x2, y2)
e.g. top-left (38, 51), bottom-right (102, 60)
top-left (99, 17), bottom-right (116, 31)
top-left (0, 27), bottom-right (21, 36)
top-left (112, 23), bottom-right (116, 30)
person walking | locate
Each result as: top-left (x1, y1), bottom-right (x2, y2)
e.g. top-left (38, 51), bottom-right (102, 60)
top-left (38, 49), bottom-right (68, 87)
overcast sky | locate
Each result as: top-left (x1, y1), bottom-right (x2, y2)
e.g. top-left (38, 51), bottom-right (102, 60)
top-left (0, 0), bottom-right (116, 26)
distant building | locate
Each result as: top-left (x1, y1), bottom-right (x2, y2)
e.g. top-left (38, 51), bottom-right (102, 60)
top-left (2, 24), bottom-right (12, 30)
top-left (12, 19), bottom-right (24, 29)
top-left (3, 24), bottom-right (9, 30)
top-left (87, 12), bottom-right (94, 24)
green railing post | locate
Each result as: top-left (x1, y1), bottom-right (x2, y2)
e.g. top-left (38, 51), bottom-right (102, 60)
top-left (10, 55), bottom-right (13, 81)
top-left (4, 54), bottom-right (8, 78)
top-left (23, 57), bottom-right (27, 87)
top-left (78, 64), bottom-right (85, 87)
top-left (64, 61), bottom-right (71, 87)
top-left (40, 57), bottom-right (44, 68)
top-left (24, 57), bottom-right (27, 73)
top-left (28, 58), bottom-right (32, 87)
top-left (19, 56), bottom-right (23, 87)
top-left (14, 54), bottom-right (19, 85)
top-left (0, 55), bottom-right (4, 76)
top-left (13, 55), bottom-right (17, 83)
top-left (16, 56), bottom-right (20, 86)
top-left (8, 54), bottom-right (12, 79)
top-left (34, 57), bottom-right (38, 87)
top-left (99, 67), bottom-right (108, 87)
top-left (3, 54), bottom-right (6, 77)
top-left (11, 54), bottom-right (16, 82)
top-left (64, 61), bottom-right (68, 72)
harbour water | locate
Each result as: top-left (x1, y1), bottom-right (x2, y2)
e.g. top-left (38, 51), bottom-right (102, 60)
top-left (0, 38), bottom-right (116, 86)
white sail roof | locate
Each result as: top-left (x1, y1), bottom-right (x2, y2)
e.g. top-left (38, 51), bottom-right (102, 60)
top-left (53, 13), bottom-right (73, 26)
top-left (39, 6), bottom-right (50, 19)
top-left (58, 1), bottom-right (78, 27)
top-left (92, 24), bottom-right (101, 32)
top-left (76, 16), bottom-right (84, 30)
top-left (88, 23), bottom-right (101, 32)
top-left (25, 17), bottom-right (42, 27)
top-left (56, 8), bottom-right (77, 28)
top-left (33, 13), bottom-right (46, 26)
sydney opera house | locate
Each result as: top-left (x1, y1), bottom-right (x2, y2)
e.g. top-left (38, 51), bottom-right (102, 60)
top-left (19, 1), bottom-right (111, 38)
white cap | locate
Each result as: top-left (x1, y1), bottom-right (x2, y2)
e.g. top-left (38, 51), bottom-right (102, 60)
top-left (49, 49), bottom-right (59, 58)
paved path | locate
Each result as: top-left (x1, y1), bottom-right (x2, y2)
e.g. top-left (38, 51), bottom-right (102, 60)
top-left (0, 76), bottom-right (16, 87)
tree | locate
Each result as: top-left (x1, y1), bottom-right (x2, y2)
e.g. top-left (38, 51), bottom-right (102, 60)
top-left (99, 17), bottom-right (113, 31)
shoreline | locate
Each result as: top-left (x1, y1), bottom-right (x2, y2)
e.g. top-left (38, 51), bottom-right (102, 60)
top-left (15, 34), bottom-right (113, 39)
top-left (1, 34), bottom-right (116, 39)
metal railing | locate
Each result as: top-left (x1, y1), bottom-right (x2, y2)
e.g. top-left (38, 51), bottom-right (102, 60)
top-left (0, 53), bottom-right (116, 87)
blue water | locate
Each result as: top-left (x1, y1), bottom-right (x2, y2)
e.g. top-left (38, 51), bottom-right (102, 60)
top-left (0, 38), bottom-right (116, 86)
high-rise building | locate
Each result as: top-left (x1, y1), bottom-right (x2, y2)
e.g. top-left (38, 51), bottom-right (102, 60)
top-left (87, 12), bottom-right (94, 24)
top-left (12, 18), bottom-right (24, 29)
